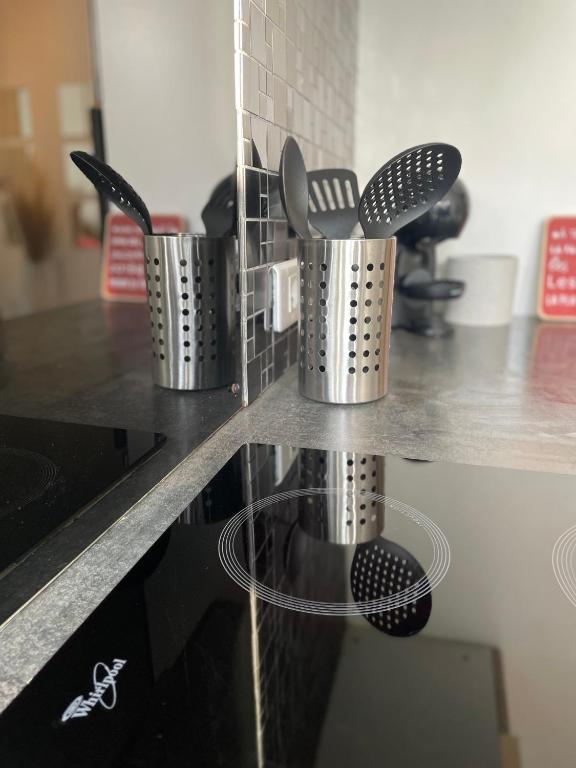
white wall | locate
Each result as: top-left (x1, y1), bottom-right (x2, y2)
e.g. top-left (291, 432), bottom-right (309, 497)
top-left (342, 454), bottom-right (576, 767)
top-left (92, 0), bottom-right (236, 232)
top-left (382, 457), bottom-right (576, 768)
top-left (355, 0), bottom-right (576, 315)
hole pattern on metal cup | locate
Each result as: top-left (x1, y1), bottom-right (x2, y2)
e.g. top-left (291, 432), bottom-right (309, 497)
top-left (145, 240), bottom-right (234, 373)
top-left (300, 450), bottom-right (384, 542)
top-left (299, 250), bottom-right (388, 378)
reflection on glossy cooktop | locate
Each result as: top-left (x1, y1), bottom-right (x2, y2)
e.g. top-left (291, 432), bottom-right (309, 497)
top-left (218, 487), bottom-right (450, 625)
top-left (2, 442), bottom-right (576, 768)
top-left (0, 415), bottom-right (165, 577)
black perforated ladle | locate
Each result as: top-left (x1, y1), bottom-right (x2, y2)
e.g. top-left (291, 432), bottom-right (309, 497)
top-left (359, 143), bottom-right (461, 239)
top-left (70, 151), bottom-right (153, 235)
top-left (351, 536), bottom-right (432, 637)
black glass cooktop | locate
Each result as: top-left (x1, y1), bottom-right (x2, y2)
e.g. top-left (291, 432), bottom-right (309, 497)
top-left (2, 443), bottom-right (576, 768)
top-left (0, 415), bottom-right (165, 580)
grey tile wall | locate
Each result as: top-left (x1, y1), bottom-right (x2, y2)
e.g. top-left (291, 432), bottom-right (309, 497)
top-left (235, 0), bottom-right (358, 403)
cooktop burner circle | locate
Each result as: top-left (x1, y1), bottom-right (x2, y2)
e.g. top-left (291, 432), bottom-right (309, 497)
top-left (218, 488), bottom-right (451, 616)
top-left (552, 524), bottom-right (576, 609)
top-left (0, 447), bottom-right (59, 515)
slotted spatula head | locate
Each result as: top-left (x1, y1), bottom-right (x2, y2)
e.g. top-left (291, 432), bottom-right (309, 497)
top-left (201, 173), bottom-right (236, 237)
top-left (358, 143), bottom-right (462, 239)
top-left (351, 536), bottom-right (432, 637)
top-left (307, 169), bottom-right (360, 239)
top-left (70, 151), bottom-right (153, 235)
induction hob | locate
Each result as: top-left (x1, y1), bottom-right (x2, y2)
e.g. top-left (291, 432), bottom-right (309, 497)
top-left (1, 442), bottom-right (575, 768)
top-left (0, 415), bottom-right (165, 623)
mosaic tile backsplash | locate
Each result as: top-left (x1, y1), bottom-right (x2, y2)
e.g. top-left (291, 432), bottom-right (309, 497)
top-left (235, 0), bottom-right (358, 403)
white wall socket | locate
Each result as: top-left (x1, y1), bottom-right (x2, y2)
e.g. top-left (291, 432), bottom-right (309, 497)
top-left (270, 258), bottom-right (299, 333)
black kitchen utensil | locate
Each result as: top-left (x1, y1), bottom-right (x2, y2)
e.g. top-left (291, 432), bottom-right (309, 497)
top-left (69, 151), bottom-right (153, 235)
top-left (359, 143), bottom-right (462, 239)
top-left (279, 136), bottom-right (314, 239)
top-left (396, 178), bottom-right (469, 248)
top-left (201, 173), bottom-right (236, 237)
top-left (307, 168), bottom-right (360, 239)
top-left (392, 178), bottom-right (468, 338)
top-left (351, 536), bottom-right (432, 637)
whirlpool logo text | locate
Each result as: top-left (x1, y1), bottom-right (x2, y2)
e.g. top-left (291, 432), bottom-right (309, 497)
top-left (60, 659), bottom-right (127, 723)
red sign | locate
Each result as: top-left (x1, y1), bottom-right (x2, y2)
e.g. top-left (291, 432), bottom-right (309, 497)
top-left (101, 213), bottom-right (185, 301)
top-left (538, 217), bottom-right (576, 321)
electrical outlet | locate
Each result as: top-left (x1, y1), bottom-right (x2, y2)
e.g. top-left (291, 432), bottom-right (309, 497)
top-left (270, 258), bottom-right (299, 332)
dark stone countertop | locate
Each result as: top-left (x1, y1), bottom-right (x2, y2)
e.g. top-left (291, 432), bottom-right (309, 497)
top-left (0, 300), bottom-right (241, 649)
top-left (0, 299), bottom-right (240, 436)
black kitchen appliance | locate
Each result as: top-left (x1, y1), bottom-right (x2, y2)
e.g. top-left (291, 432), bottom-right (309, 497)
top-left (393, 179), bottom-right (469, 337)
top-left (2, 442), bottom-right (574, 767)
top-left (0, 415), bottom-right (165, 623)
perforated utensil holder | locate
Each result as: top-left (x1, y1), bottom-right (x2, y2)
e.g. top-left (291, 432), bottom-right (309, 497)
top-left (298, 448), bottom-right (386, 544)
top-left (144, 234), bottom-right (237, 390)
top-left (299, 238), bottom-right (396, 404)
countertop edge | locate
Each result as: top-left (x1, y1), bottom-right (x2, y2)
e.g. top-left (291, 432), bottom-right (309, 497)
top-left (0, 409), bottom-right (251, 714)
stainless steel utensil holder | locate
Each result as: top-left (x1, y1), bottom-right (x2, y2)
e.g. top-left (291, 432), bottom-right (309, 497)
top-left (298, 238), bottom-right (396, 404)
top-left (298, 448), bottom-right (385, 544)
top-left (144, 234), bottom-right (236, 390)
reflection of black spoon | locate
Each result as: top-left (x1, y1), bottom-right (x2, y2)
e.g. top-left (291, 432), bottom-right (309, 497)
top-left (70, 151), bottom-right (153, 235)
top-left (279, 136), bottom-right (314, 239)
top-left (351, 537), bottom-right (431, 637)
top-left (201, 173), bottom-right (236, 237)
top-left (283, 518), bottom-right (305, 585)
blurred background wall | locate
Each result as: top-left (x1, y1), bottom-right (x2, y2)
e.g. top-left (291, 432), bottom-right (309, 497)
top-left (0, 0), bottom-right (100, 317)
top-left (355, 0), bottom-right (576, 315)
top-left (91, 0), bottom-right (236, 233)
top-left (0, 0), bottom-right (236, 319)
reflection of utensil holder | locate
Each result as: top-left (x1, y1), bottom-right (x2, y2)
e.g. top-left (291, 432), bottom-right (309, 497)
top-left (144, 235), bottom-right (237, 390)
top-left (298, 238), bottom-right (396, 404)
top-left (298, 449), bottom-right (385, 544)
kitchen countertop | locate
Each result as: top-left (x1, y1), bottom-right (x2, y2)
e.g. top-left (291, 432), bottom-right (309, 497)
top-left (1, 301), bottom-right (575, 712)
top-left (0, 300), bottom-right (242, 434)
top-left (0, 301), bottom-right (242, 621)
top-left (247, 317), bottom-right (576, 474)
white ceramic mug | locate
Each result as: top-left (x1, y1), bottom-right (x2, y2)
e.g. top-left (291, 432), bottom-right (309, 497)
top-left (445, 255), bottom-right (518, 326)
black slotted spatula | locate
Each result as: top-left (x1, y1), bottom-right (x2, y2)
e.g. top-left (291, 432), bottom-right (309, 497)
top-left (307, 169), bottom-right (360, 239)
